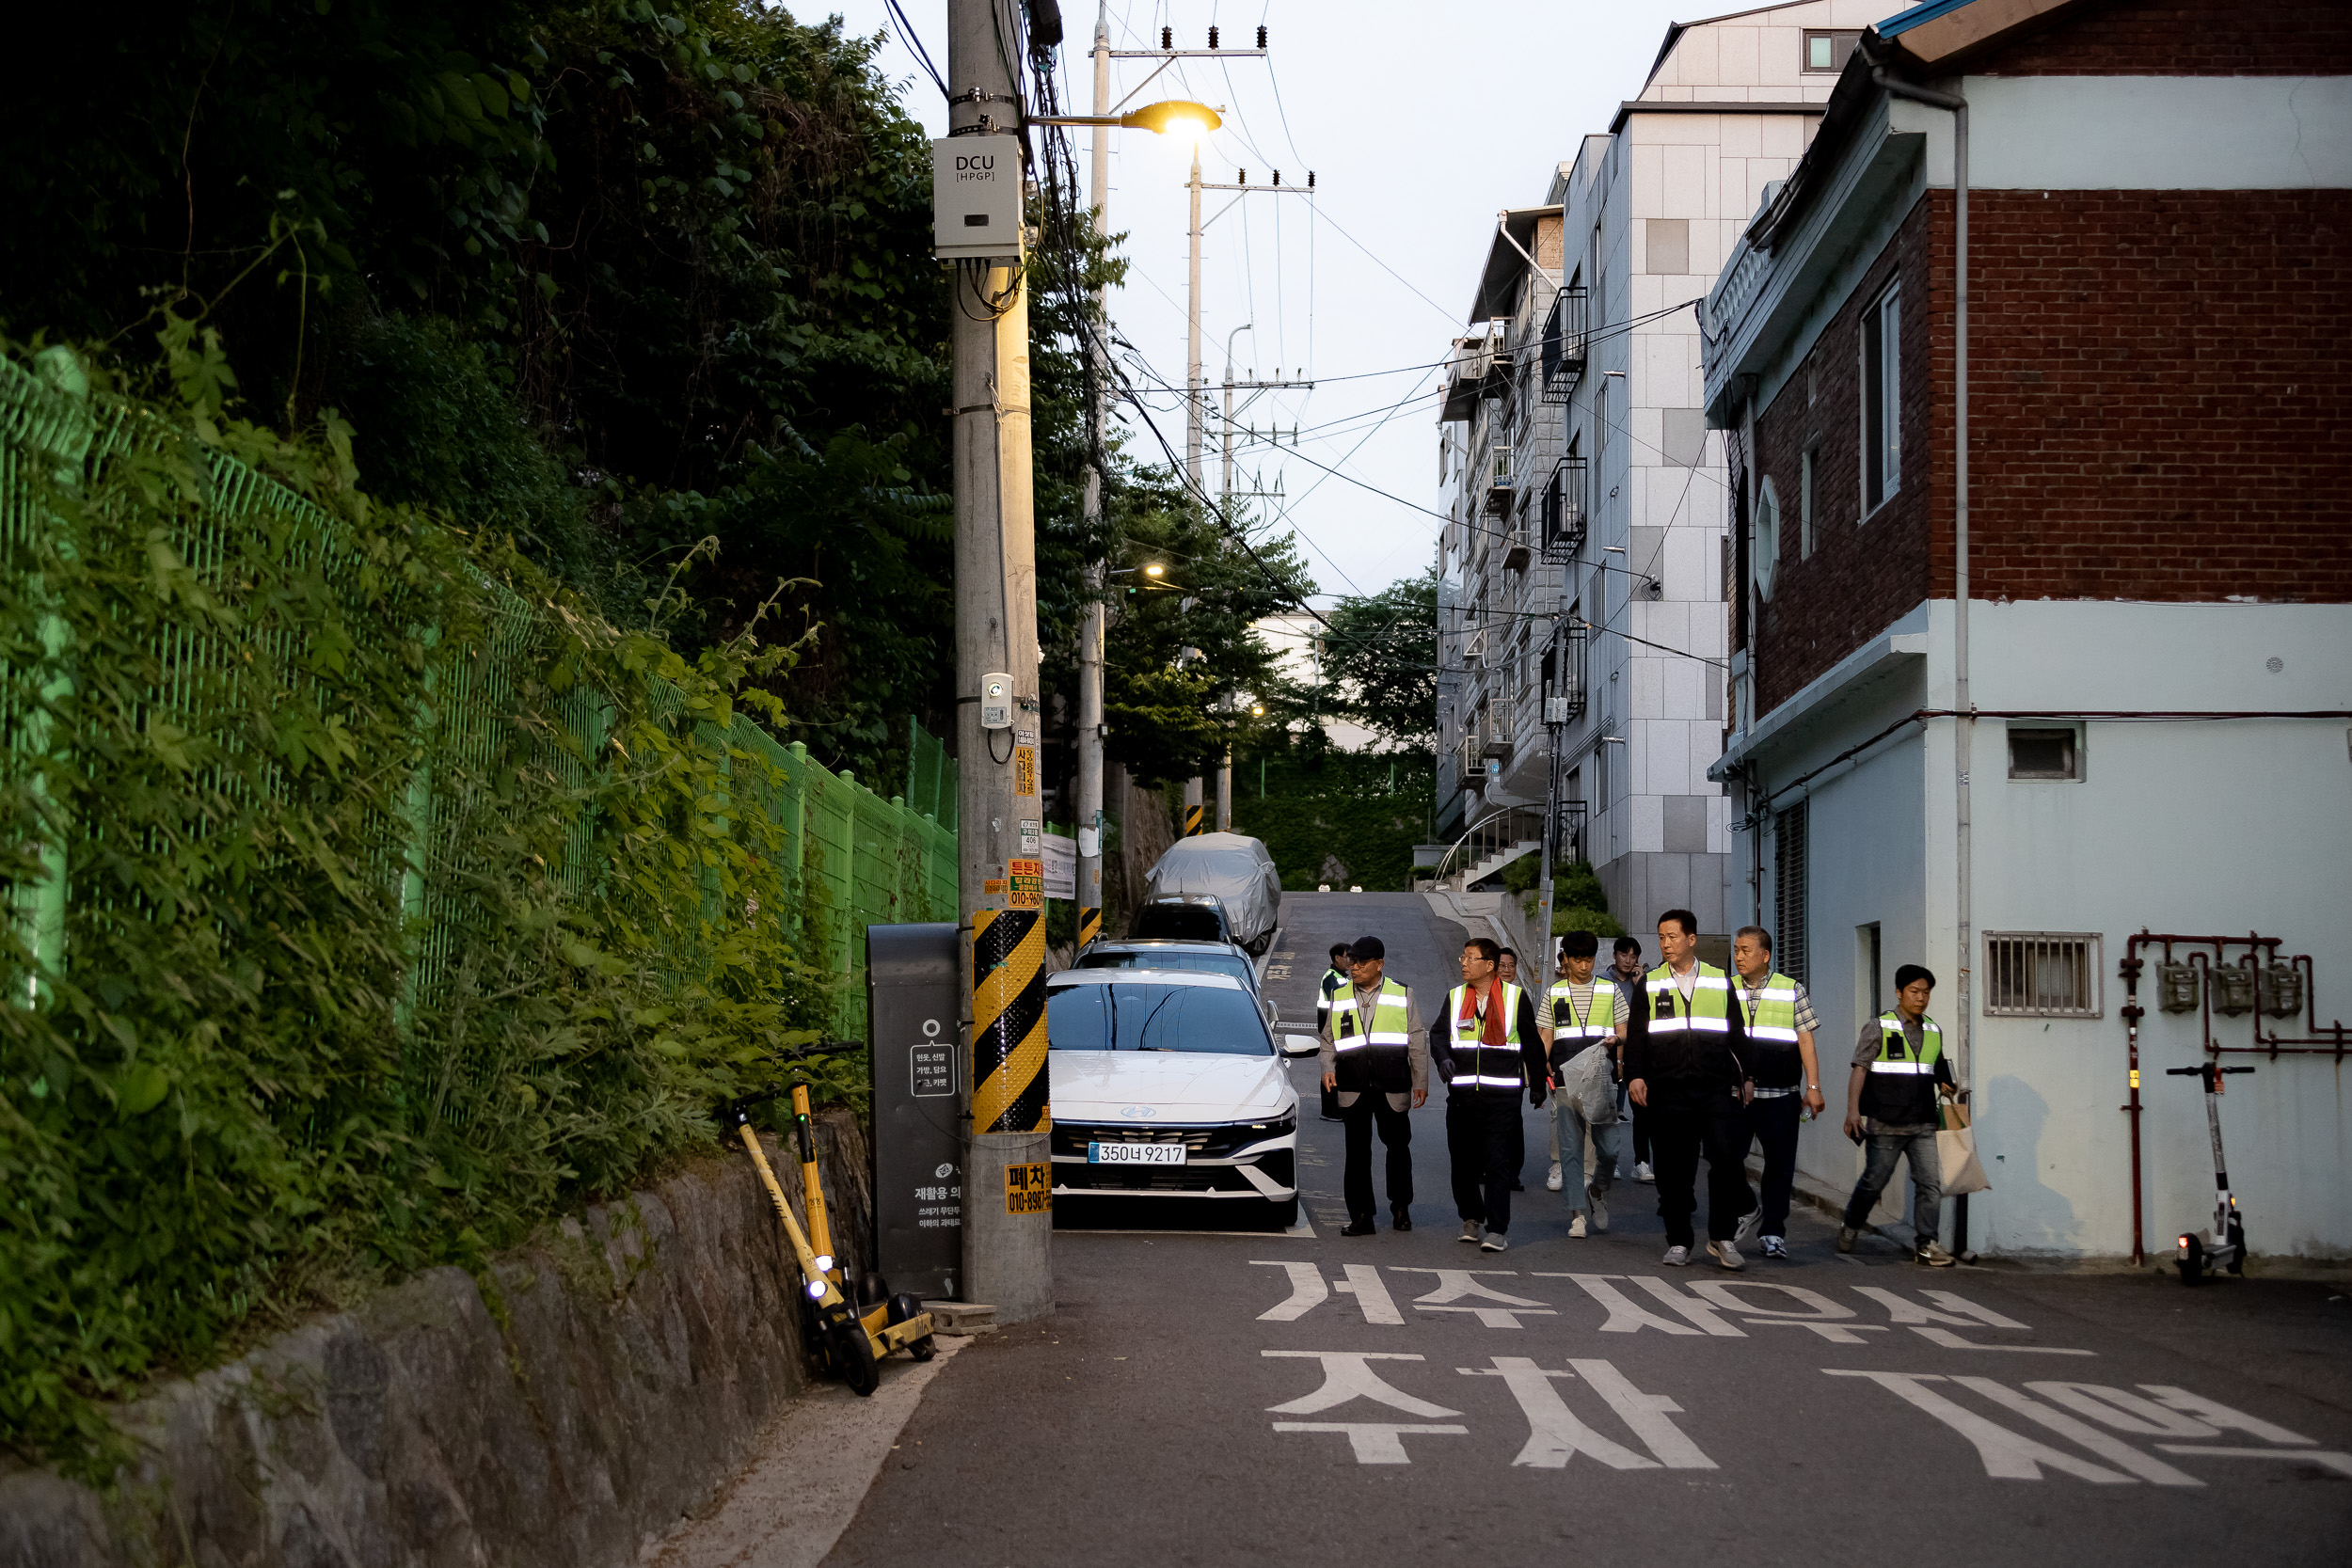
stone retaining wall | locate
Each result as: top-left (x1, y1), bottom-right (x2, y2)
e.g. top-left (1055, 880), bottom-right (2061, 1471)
top-left (1, 1114), bottom-right (873, 1568)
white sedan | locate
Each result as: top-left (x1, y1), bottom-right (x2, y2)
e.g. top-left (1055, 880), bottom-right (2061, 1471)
top-left (1045, 968), bottom-right (1319, 1227)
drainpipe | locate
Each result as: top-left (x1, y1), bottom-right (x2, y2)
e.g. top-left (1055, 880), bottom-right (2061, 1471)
top-left (1872, 56), bottom-right (1969, 1256)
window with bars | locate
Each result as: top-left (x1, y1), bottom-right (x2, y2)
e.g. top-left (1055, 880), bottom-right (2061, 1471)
top-left (1773, 802), bottom-right (1807, 986)
top-left (1984, 933), bottom-right (2103, 1017)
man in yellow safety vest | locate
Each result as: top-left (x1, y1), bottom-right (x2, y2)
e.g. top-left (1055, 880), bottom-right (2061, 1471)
top-left (1319, 936), bottom-right (1428, 1236)
top-left (1540, 929), bottom-right (1628, 1239)
top-left (1624, 909), bottom-right (1756, 1269)
top-left (1430, 937), bottom-right (1548, 1253)
top-left (1839, 963), bottom-right (1960, 1265)
top-left (1731, 926), bottom-right (1824, 1260)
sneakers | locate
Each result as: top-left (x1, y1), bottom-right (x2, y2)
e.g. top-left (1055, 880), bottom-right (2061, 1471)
top-left (1661, 1244), bottom-right (1692, 1266)
top-left (1760, 1235), bottom-right (1789, 1259)
top-left (1915, 1240), bottom-right (1958, 1267)
top-left (1635, 1162), bottom-right (1656, 1184)
top-left (1836, 1226), bottom-right (1859, 1253)
top-left (1546, 1162), bottom-right (1565, 1192)
top-left (1708, 1239), bottom-right (1746, 1272)
top-left (1391, 1208), bottom-right (1413, 1232)
top-left (1481, 1230), bottom-right (1510, 1253)
top-left (1568, 1212), bottom-right (1588, 1239)
top-left (1460, 1219), bottom-right (1484, 1244)
top-left (1589, 1195), bottom-right (1609, 1232)
top-left (1734, 1207), bottom-right (1762, 1248)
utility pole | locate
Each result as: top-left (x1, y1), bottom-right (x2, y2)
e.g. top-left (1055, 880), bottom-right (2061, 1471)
top-left (1076, 6), bottom-right (1110, 951)
top-left (1214, 322), bottom-right (1250, 833)
top-left (948, 0), bottom-right (1049, 1324)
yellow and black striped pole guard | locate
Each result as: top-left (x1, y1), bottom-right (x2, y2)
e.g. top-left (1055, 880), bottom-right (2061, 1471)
top-left (1184, 801), bottom-right (1205, 836)
top-left (1077, 905), bottom-right (1103, 947)
top-left (971, 906), bottom-right (1049, 1133)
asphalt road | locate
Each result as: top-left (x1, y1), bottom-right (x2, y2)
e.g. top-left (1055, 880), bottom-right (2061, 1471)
top-left (824, 894), bottom-right (2352, 1567)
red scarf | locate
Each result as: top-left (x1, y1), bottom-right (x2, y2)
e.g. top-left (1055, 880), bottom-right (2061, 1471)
top-left (1458, 976), bottom-right (1508, 1046)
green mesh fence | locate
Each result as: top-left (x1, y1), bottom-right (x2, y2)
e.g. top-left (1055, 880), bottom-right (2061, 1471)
top-left (0, 351), bottom-right (956, 1042)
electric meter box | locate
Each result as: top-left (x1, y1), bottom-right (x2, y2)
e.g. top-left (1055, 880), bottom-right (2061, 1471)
top-left (933, 136), bottom-right (1025, 261)
top-left (979, 673), bottom-right (1013, 730)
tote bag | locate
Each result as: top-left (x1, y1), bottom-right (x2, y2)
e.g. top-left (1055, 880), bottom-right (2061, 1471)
top-left (1937, 1100), bottom-right (1990, 1196)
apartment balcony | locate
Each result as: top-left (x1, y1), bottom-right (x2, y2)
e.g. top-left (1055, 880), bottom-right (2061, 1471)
top-left (1483, 445), bottom-right (1515, 517)
top-left (1502, 523), bottom-right (1533, 574)
top-left (1481, 698), bottom-right (1515, 758)
top-left (1541, 288), bottom-right (1590, 404)
top-left (1540, 456), bottom-right (1587, 562)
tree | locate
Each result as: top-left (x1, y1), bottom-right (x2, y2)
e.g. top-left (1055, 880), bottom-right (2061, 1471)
top-left (1317, 569), bottom-right (1438, 747)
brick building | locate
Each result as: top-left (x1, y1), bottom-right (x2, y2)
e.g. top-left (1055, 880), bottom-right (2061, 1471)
top-left (1702, 0), bottom-right (2352, 1261)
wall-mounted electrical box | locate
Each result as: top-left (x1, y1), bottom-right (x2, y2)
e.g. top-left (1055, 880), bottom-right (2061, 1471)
top-left (932, 136), bottom-right (1025, 261)
top-left (979, 673), bottom-right (1013, 730)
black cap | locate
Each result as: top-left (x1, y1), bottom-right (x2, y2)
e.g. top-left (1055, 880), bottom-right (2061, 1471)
top-left (1347, 936), bottom-right (1385, 962)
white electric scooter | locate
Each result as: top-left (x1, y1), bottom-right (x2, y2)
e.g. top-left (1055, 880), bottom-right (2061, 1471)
top-left (2166, 1061), bottom-right (2252, 1286)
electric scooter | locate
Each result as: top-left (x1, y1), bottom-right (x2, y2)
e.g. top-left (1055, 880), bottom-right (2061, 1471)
top-left (2165, 1060), bottom-right (2253, 1286)
top-left (726, 1042), bottom-right (936, 1394)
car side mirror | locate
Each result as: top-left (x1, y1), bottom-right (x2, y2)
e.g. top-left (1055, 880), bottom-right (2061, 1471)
top-left (1282, 1033), bottom-right (1321, 1058)
top-left (1262, 999), bottom-right (1281, 1025)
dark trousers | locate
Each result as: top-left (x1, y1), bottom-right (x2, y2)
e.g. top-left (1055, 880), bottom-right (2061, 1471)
top-left (1621, 1089), bottom-right (1653, 1167)
top-left (1320, 1082), bottom-right (1342, 1119)
top-left (1648, 1099), bottom-right (1755, 1248)
top-left (1742, 1093), bottom-right (1804, 1239)
top-left (1445, 1092), bottom-right (1525, 1233)
top-left (1342, 1093), bottom-right (1414, 1220)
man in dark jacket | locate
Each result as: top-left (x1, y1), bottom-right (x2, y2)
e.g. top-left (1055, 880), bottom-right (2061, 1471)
top-left (1429, 937), bottom-right (1548, 1253)
top-left (1623, 910), bottom-right (1756, 1269)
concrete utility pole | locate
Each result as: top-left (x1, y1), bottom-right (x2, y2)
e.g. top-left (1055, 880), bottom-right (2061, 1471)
top-left (1215, 322), bottom-right (1248, 835)
top-left (949, 0), bottom-right (1049, 1323)
top-left (1185, 143), bottom-right (1205, 490)
top-left (1183, 775), bottom-right (1204, 836)
top-left (1076, 6), bottom-right (1110, 951)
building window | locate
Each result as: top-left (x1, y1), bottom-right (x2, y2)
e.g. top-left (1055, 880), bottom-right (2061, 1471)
top-left (1984, 933), bottom-right (2104, 1018)
top-left (1804, 30), bottom-right (1861, 72)
top-left (1861, 284), bottom-right (1900, 514)
top-left (1774, 802), bottom-right (1808, 986)
top-left (2008, 724), bottom-right (2082, 781)
top-left (1799, 446), bottom-right (1817, 559)
top-left (1752, 475), bottom-right (1780, 600)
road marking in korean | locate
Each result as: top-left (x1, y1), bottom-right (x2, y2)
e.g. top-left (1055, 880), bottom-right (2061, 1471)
top-left (1395, 1268), bottom-right (1557, 1329)
top-left (1248, 1261), bottom-right (1402, 1324)
top-left (1263, 1351), bottom-right (1460, 1418)
top-left (1537, 1275), bottom-right (1744, 1337)
top-left (1269, 1422), bottom-right (1468, 1464)
top-left (1826, 1370), bottom-right (2137, 1482)
top-left (1947, 1377), bottom-right (2201, 1485)
top-left (1458, 1358), bottom-right (1658, 1470)
top-left (1852, 1286), bottom-right (2090, 1354)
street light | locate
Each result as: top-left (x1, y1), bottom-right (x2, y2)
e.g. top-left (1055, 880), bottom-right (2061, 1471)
top-left (1031, 101), bottom-right (1223, 136)
top-left (1144, 562), bottom-right (1166, 578)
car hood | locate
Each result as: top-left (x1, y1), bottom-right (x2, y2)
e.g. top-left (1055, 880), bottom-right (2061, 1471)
top-left (1052, 1052), bottom-right (1296, 1123)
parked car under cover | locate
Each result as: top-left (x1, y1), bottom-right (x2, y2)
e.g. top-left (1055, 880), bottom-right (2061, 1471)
top-left (1140, 832), bottom-right (1281, 955)
top-left (1044, 968), bottom-right (1318, 1227)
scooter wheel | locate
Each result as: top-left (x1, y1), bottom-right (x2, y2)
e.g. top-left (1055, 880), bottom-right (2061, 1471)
top-left (2225, 1222), bottom-right (2247, 1275)
top-left (830, 1313), bottom-right (881, 1396)
top-left (2176, 1233), bottom-right (2204, 1287)
top-left (886, 1291), bottom-right (938, 1361)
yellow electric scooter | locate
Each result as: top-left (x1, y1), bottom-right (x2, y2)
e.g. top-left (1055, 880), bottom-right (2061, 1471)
top-left (727, 1043), bottom-right (935, 1396)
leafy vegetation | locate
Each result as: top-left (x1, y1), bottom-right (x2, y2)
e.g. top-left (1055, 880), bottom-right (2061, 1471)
top-left (1232, 750), bottom-right (1432, 894)
top-left (0, 339), bottom-right (843, 1469)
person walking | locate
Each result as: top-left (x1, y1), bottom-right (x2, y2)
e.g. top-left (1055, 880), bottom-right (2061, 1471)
top-left (1318, 937), bottom-right (1428, 1237)
top-left (1314, 942), bottom-right (1351, 1122)
top-left (1608, 936), bottom-right (1656, 1183)
top-left (1430, 937), bottom-right (1547, 1253)
top-left (1623, 910), bottom-right (1756, 1270)
top-left (1539, 930), bottom-right (1627, 1239)
top-left (1839, 964), bottom-right (1960, 1266)
top-left (1730, 927), bottom-right (1824, 1260)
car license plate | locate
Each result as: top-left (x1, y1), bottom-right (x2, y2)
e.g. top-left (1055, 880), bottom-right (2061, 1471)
top-left (1088, 1140), bottom-right (1185, 1165)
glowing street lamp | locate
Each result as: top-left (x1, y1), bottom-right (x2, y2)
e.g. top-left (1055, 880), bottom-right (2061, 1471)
top-left (1031, 101), bottom-right (1223, 136)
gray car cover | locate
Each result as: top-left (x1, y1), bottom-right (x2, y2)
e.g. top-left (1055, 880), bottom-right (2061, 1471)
top-left (1142, 832), bottom-right (1282, 951)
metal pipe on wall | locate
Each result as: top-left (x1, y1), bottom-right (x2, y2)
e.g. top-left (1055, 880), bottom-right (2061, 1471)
top-left (1872, 57), bottom-right (1970, 1257)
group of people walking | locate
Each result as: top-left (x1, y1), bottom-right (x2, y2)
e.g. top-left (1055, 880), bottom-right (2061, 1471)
top-left (1313, 913), bottom-right (1962, 1266)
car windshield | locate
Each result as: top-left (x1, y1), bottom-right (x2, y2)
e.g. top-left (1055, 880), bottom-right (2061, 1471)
top-left (1046, 982), bottom-right (1271, 1055)
top-left (1075, 949), bottom-right (1253, 986)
